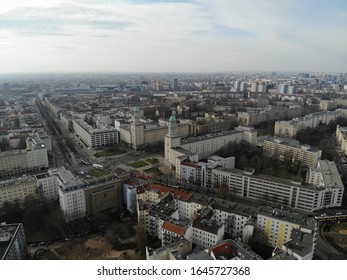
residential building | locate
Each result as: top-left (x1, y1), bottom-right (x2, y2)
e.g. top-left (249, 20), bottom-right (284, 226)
top-left (0, 176), bottom-right (37, 208)
top-left (256, 206), bottom-right (317, 259)
top-left (162, 219), bottom-right (193, 246)
top-left (0, 138), bottom-right (48, 178)
top-left (0, 223), bottom-right (27, 260)
top-left (146, 238), bottom-right (192, 260)
top-left (35, 171), bottom-right (60, 201)
top-left (263, 137), bottom-right (322, 168)
top-left (192, 208), bottom-right (224, 248)
top-left (73, 118), bottom-right (119, 148)
top-left (56, 167), bottom-right (86, 222)
top-left (274, 110), bottom-right (341, 138)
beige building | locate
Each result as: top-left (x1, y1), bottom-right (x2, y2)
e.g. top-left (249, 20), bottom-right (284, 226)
top-left (263, 138), bottom-right (322, 168)
top-left (0, 138), bottom-right (48, 178)
top-left (274, 110), bottom-right (341, 138)
top-left (0, 176), bottom-right (38, 208)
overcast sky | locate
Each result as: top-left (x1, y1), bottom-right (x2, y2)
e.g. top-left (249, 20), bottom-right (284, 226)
top-left (0, 0), bottom-right (346, 73)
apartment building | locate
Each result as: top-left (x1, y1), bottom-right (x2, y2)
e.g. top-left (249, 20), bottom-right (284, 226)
top-left (56, 168), bottom-right (86, 222)
top-left (73, 118), bottom-right (119, 148)
top-left (165, 111), bottom-right (257, 171)
top-left (192, 208), bottom-right (225, 249)
top-left (0, 223), bottom-right (27, 260)
top-left (0, 138), bottom-right (48, 178)
top-left (274, 110), bottom-right (341, 138)
top-left (35, 171), bottom-right (60, 201)
top-left (162, 219), bottom-right (193, 246)
top-left (146, 238), bottom-right (192, 260)
top-left (256, 206), bottom-right (317, 259)
top-left (179, 157), bottom-right (343, 212)
top-left (263, 137), bottom-right (322, 168)
top-left (0, 176), bottom-right (37, 208)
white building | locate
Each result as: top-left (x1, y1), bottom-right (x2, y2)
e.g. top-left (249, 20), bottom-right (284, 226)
top-left (73, 118), bottom-right (119, 148)
top-left (192, 208), bottom-right (225, 249)
top-left (56, 167), bottom-right (86, 222)
top-left (0, 138), bottom-right (48, 177)
top-left (35, 171), bottom-right (59, 201)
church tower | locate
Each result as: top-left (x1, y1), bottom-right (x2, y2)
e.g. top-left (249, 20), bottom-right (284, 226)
top-left (165, 111), bottom-right (181, 162)
top-left (131, 106), bottom-right (144, 150)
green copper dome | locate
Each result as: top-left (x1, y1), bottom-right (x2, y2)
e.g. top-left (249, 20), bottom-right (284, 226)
top-left (169, 115), bottom-right (176, 122)
top-left (134, 107), bottom-right (140, 113)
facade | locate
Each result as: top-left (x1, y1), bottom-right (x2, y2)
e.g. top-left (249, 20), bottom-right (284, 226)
top-left (256, 206), bottom-right (317, 259)
top-left (237, 106), bottom-right (304, 126)
top-left (274, 110), bottom-right (341, 138)
top-left (192, 209), bottom-right (225, 249)
top-left (73, 118), bottom-right (119, 148)
top-left (35, 171), bottom-right (60, 201)
top-left (0, 223), bottom-right (27, 260)
top-left (84, 175), bottom-right (126, 219)
top-left (56, 167), bottom-right (86, 222)
top-left (0, 138), bottom-right (48, 178)
top-left (263, 137), bottom-right (322, 168)
top-left (0, 176), bottom-right (37, 208)
top-left (186, 161), bottom-right (344, 212)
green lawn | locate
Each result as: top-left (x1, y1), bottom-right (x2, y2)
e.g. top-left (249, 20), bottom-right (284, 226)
top-left (88, 169), bottom-right (110, 177)
top-left (127, 161), bottom-right (149, 168)
top-left (144, 167), bottom-right (162, 176)
top-left (145, 158), bottom-right (159, 164)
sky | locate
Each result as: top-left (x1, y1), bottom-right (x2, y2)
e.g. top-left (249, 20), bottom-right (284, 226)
top-left (0, 0), bottom-right (346, 73)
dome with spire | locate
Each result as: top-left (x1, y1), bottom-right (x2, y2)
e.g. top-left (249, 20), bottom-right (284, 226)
top-left (169, 111), bottom-right (177, 122)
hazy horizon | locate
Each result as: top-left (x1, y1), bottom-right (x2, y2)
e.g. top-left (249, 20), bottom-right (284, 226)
top-left (0, 0), bottom-right (346, 73)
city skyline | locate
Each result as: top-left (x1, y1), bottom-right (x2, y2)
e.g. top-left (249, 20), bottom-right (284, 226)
top-left (0, 0), bottom-right (346, 73)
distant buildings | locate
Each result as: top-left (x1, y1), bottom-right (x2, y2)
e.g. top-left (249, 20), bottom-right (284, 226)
top-left (164, 111), bottom-right (257, 172)
top-left (274, 110), bottom-right (341, 138)
top-left (0, 223), bottom-right (27, 260)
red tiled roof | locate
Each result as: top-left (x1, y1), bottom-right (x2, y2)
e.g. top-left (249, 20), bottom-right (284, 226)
top-left (162, 221), bottom-right (186, 236)
top-left (145, 183), bottom-right (192, 201)
top-left (181, 161), bottom-right (198, 168)
top-left (210, 241), bottom-right (233, 260)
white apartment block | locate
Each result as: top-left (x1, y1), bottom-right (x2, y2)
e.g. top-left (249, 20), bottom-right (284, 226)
top-left (212, 199), bottom-right (253, 239)
top-left (0, 176), bottom-right (38, 208)
top-left (56, 167), bottom-right (86, 222)
top-left (179, 157), bottom-right (342, 214)
top-left (256, 206), bottom-right (317, 258)
top-left (73, 118), bottom-right (119, 148)
top-left (35, 172), bottom-right (60, 201)
top-left (274, 110), bottom-right (341, 138)
top-left (263, 138), bottom-right (322, 168)
top-left (0, 138), bottom-right (48, 177)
